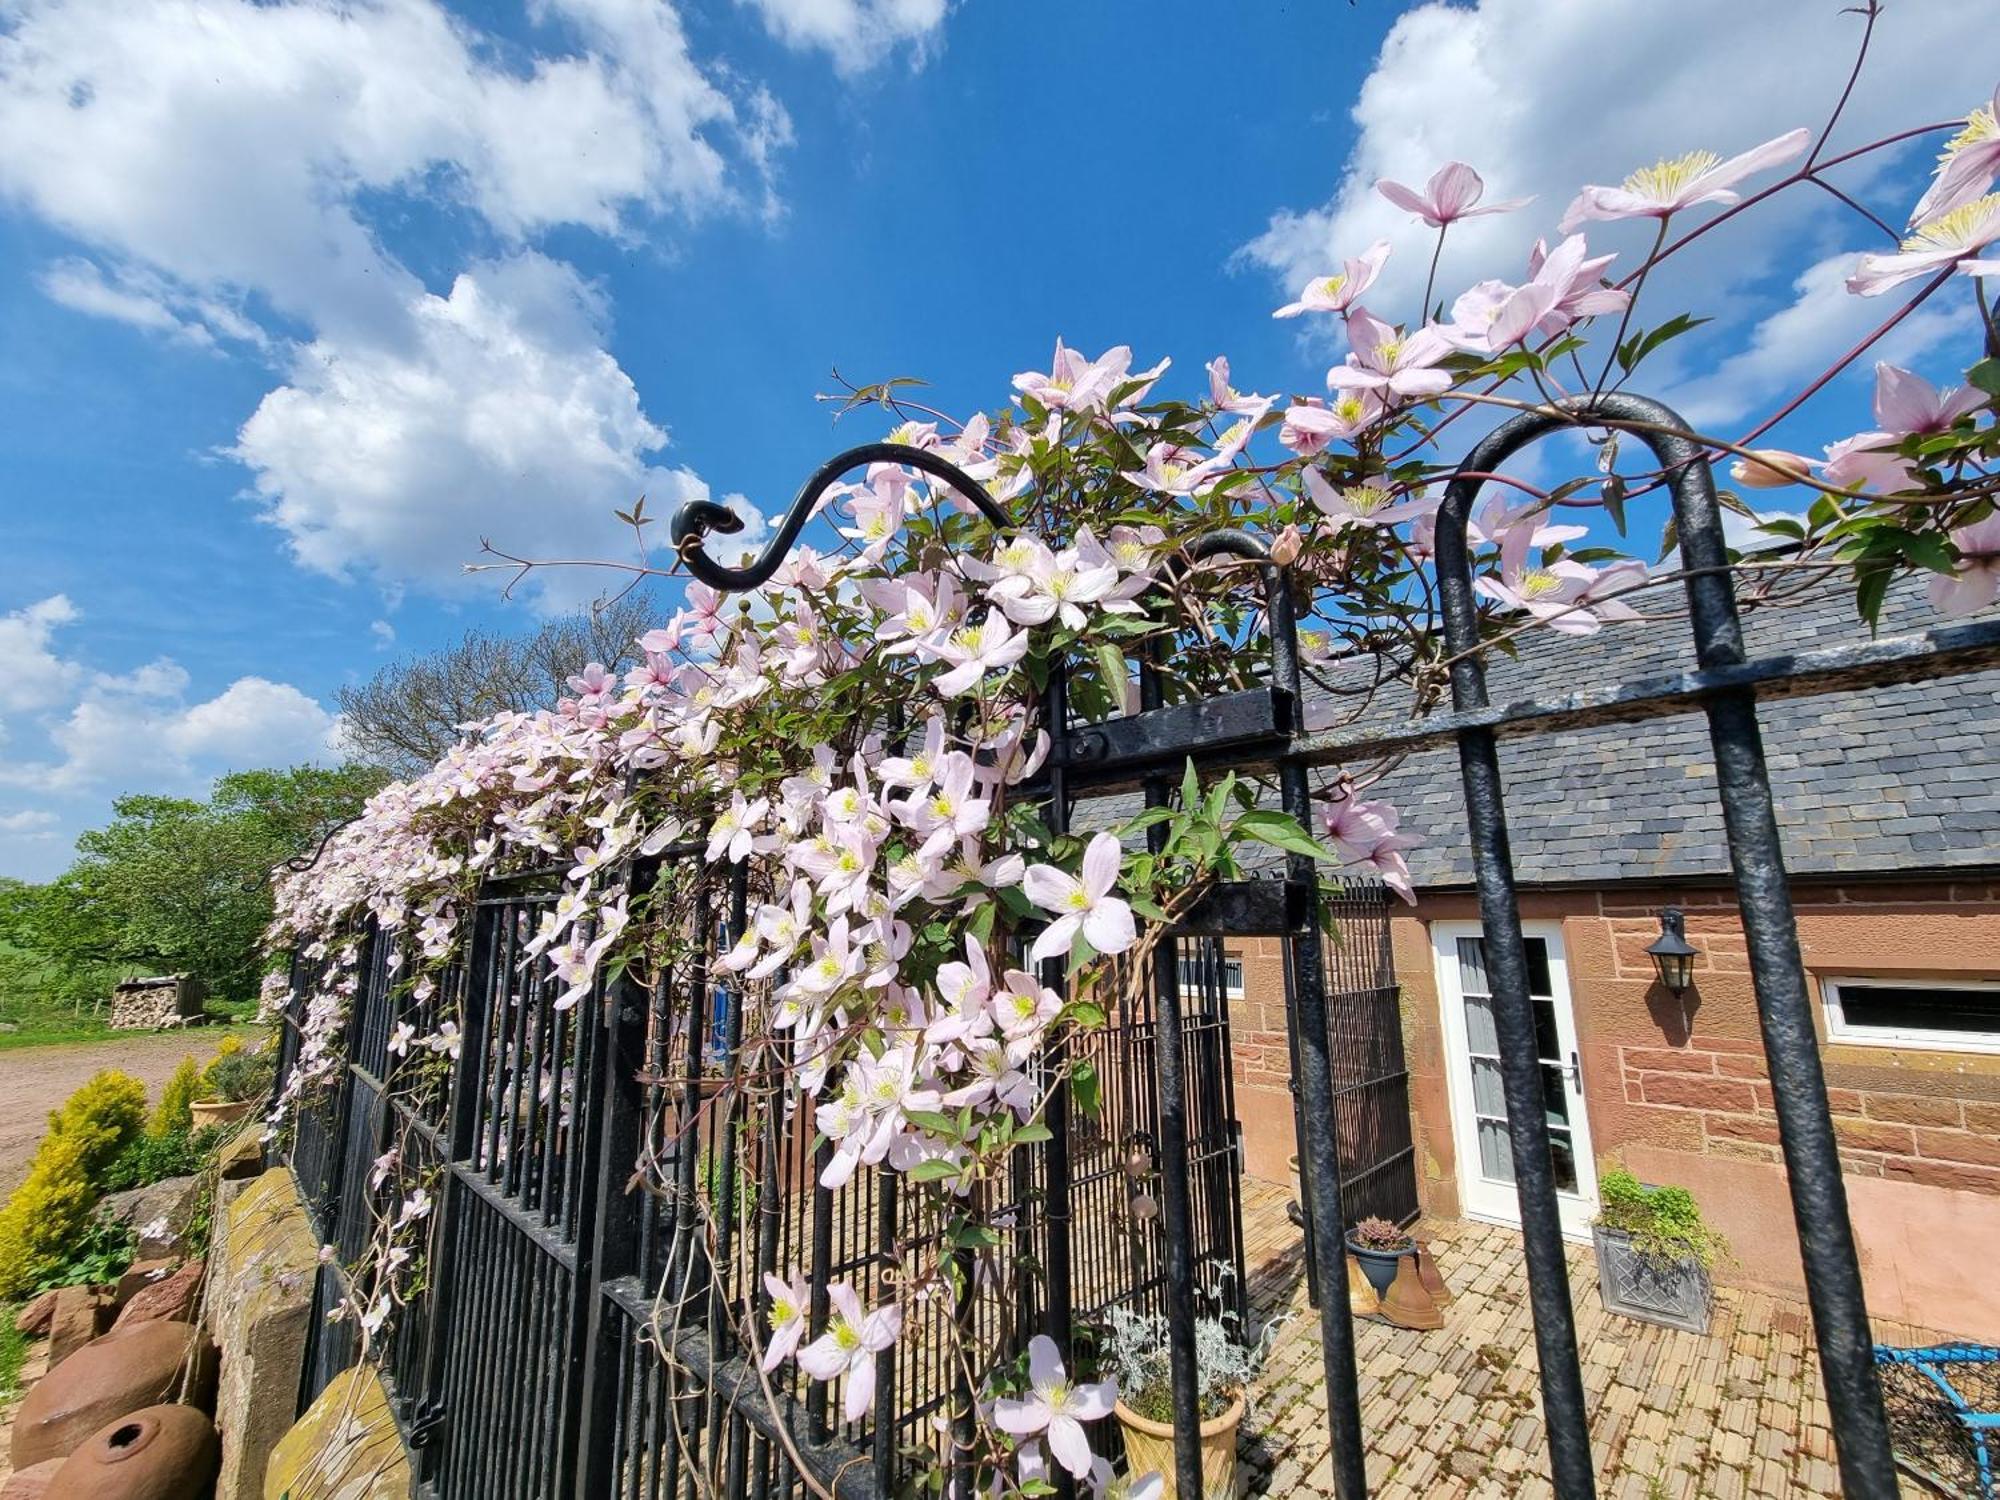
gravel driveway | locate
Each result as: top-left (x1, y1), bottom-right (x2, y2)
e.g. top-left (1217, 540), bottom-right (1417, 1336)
top-left (0, 1030), bottom-right (254, 1195)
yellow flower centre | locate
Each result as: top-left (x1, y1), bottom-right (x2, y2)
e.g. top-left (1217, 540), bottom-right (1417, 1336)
top-left (1112, 542), bottom-right (1148, 568)
top-left (1013, 992), bottom-right (1039, 1019)
top-left (1945, 107), bottom-right (1999, 156)
top-left (1375, 339), bottom-right (1402, 364)
top-left (1624, 149), bottom-right (1720, 201)
top-left (1902, 194), bottom-right (2000, 252)
top-left (1345, 486), bottom-right (1391, 515)
top-left (812, 956), bottom-right (842, 983)
top-left (1333, 395), bottom-right (1367, 424)
top-left (1065, 888), bottom-right (1091, 912)
top-left (834, 1321), bottom-right (861, 1352)
top-left (771, 1297), bottom-right (797, 1326)
top-left (1316, 272), bottom-right (1347, 300)
top-left (930, 794), bottom-right (956, 819)
top-left (1047, 572), bottom-right (1074, 599)
top-left (1518, 568), bottom-right (1564, 599)
top-left (910, 753), bottom-right (932, 779)
top-left (952, 624), bottom-right (988, 653)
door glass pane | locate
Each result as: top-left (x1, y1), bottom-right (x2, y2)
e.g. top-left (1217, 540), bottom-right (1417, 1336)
top-left (1540, 1063), bottom-right (1574, 1131)
top-left (1464, 993), bottom-right (1499, 1055)
top-left (1548, 1131), bottom-right (1578, 1193)
top-left (1524, 938), bottom-right (1553, 998)
top-left (1470, 1057), bottom-right (1506, 1116)
top-left (1532, 996), bottom-right (1561, 1061)
top-left (1456, 936), bottom-right (1489, 995)
top-left (1477, 1119), bottom-right (1515, 1183)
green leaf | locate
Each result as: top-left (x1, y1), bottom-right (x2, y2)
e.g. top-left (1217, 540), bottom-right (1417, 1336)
top-left (906, 1159), bottom-right (960, 1182)
top-left (1071, 1060), bottom-right (1102, 1116)
top-left (1231, 809), bottom-right (1334, 862)
top-left (1068, 1000), bottom-right (1107, 1029)
top-left (1011, 1123), bottom-right (1053, 1145)
top-left (904, 1110), bottom-right (961, 1139)
top-left (1966, 357), bottom-right (2000, 397)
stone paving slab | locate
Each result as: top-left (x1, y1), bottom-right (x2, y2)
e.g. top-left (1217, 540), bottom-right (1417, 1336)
top-left (1236, 1178), bottom-right (1936, 1498)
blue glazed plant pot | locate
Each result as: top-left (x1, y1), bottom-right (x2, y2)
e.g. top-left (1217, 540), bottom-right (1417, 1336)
top-left (1345, 1232), bottom-right (1414, 1297)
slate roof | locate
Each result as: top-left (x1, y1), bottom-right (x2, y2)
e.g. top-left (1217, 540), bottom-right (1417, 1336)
top-left (1308, 583), bottom-right (2000, 893)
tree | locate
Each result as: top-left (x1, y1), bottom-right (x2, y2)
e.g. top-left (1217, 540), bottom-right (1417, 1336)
top-left (0, 763), bottom-right (389, 1012)
top-left (335, 596), bottom-right (656, 775)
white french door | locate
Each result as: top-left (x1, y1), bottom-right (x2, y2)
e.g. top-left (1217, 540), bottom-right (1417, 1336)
top-left (1433, 921), bottom-right (1599, 1238)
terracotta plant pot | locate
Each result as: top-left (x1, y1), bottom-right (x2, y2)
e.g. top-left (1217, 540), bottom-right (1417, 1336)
top-left (9, 1321), bottom-right (210, 1470)
top-left (1114, 1391), bottom-right (1244, 1500)
top-left (188, 1099), bottom-right (255, 1130)
top-left (45, 1405), bottom-right (219, 1500)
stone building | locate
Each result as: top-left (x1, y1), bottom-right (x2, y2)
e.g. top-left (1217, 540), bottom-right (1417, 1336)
top-left (1223, 583), bottom-right (2000, 1339)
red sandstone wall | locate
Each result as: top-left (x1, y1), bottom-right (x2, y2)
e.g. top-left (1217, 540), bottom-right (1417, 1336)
top-left (1226, 879), bottom-right (2000, 1339)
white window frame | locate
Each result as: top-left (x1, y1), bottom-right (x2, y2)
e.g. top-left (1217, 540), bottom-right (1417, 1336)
top-left (1820, 974), bottom-right (2000, 1056)
top-left (1176, 951), bottom-right (1246, 1001)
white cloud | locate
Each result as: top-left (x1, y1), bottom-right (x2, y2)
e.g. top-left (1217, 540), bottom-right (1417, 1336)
top-left (0, 0), bottom-right (782, 335)
top-left (1667, 250), bottom-right (1978, 429)
top-left (370, 620), bottom-right (397, 649)
top-left (737, 0), bottom-right (950, 74)
top-left (1238, 0), bottom-right (1994, 396)
top-left (7, 670), bottom-right (340, 795)
top-left (0, 811), bottom-right (59, 836)
top-left (162, 677), bottom-right (341, 764)
top-left (0, 596), bottom-right (80, 712)
top-left (232, 253), bottom-right (709, 606)
top-left (0, 0), bottom-right (804, 607)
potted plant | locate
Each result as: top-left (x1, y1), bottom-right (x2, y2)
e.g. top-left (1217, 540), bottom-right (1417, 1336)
top-left (1344, 1215), bottom-right (1416, 1298)
top-left (1100, 1300), bottom-right (1270, 1500)
top-left (1591, 1168), bottom-right (1727, 1335)
top-left (189, 1036), bottom-right (275, 1129)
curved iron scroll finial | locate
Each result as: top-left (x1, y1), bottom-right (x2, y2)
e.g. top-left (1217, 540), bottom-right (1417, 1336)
top-left (669, 441), bottom-right (1013, 595)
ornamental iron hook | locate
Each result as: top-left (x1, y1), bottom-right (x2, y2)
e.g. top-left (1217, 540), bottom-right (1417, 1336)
top-left (670, 441), bottom-right (1013, 594)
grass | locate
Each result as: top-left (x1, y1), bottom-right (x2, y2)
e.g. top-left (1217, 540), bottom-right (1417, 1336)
top-left (0, 1019), bottom-right (263, 1054)
top-left (0, 1303), bottom-right (26, 1411)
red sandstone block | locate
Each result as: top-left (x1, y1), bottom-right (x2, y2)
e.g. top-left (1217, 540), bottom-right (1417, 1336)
top-left (1714, 1055), bottom-right (1768, 1080)
top-left (1623, 1047), bottom-right (1716, 1075)
top-left (1864, 1094), bottom-right (1963, 1128)
top-left (1831, 1117), bottom-right (1916, 1154)
top-left (1961, 1100), bottom-right (2000, 1134)
top-left (1914, 1128), bottom-right (2000, 1168)
top-left (1703, 1114), bottom-right (1781, 1146)
top-left (1881, 1156), bottom-right (2000, 1194)
top-left (1824, 1088), bottom-right (1864, 1114)
top-left (1689, 1035), bottom-right (1766, 1056)
top-left (1640, 1074), bottom-right (1759, 1112)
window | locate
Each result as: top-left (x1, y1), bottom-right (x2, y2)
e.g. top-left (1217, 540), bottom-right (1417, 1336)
top-left (1821, 976), bottom-right (2000, 1054)
top-left (1176, 951), bottom-right (1246, 1000)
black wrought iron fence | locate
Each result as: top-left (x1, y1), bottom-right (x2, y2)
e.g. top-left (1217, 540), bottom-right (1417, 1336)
top-left (260, 397), bottom-right (2000, 1500)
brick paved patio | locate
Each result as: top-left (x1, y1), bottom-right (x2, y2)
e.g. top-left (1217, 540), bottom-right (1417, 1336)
top-left (1237, 1178), bottom-right (1940, 1498)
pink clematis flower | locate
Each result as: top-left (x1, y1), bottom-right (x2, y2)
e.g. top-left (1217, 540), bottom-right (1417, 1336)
top-left (993, 1335), bottom-right (1118, 1480)
top-left (1323, 790), bottom-right (1423, 906)
top-left (1911, 85), bottom-right (2000, 226)
top-left (1376, 162), bottom-right (1531, 227)
top-left (761, 1270), bottom-right (811, 1373)
top-left (1273, 240), bottom-right (1391, 318)
top-left (1874, 362), bottom-right (1986, 435)
top-left (1848, 193), bottom-right (2000, 295)
top-left (1327, 308), bottom-right (1455, 400)
top-left (1012, 340), bottom-right (1159, 414)
top-left (930, 613), bottom-right (1030, 697)
top-left (1822, 431), bottom-right (1921, 497)
top-left (1205, 356), bottom-right (1272, 415)
top-left (1560, 128), bottom-right (1808, 231)
top-left (1023, 831), bottom-right (1136, 962)
top-left (1729, 450), bottom-right (1818, 490)
top-left (1302, 469), bottom-right (1436, 531)
top-left (1280, 390), bottom-right (1383, 455)
top-left (796, 1284), bottom-right (902, 1422)
top-left (1931, 514), bottom-right (2000, 617)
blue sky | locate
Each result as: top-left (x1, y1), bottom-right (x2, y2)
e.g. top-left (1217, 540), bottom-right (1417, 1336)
top-left (0, 0), bottom-right (1992, 879)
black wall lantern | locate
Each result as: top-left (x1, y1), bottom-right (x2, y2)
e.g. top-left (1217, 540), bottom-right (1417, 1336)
top-left (1645, 908), bottom-right (1699, 996)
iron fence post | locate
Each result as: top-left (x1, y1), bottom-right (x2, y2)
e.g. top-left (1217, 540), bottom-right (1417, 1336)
top-left (1140, 646), bottom-right (1207, 1500)
top-left (1432, 481), bottom-right (1600, 1499)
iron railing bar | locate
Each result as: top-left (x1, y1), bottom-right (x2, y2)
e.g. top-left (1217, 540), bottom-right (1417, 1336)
top-left (1190, 527), bottom-right (1370, 1500)
top-left (1139, 645), bottom-right (1207, 1500)
top-left (1293, 615), bottom-right (2000, 764)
